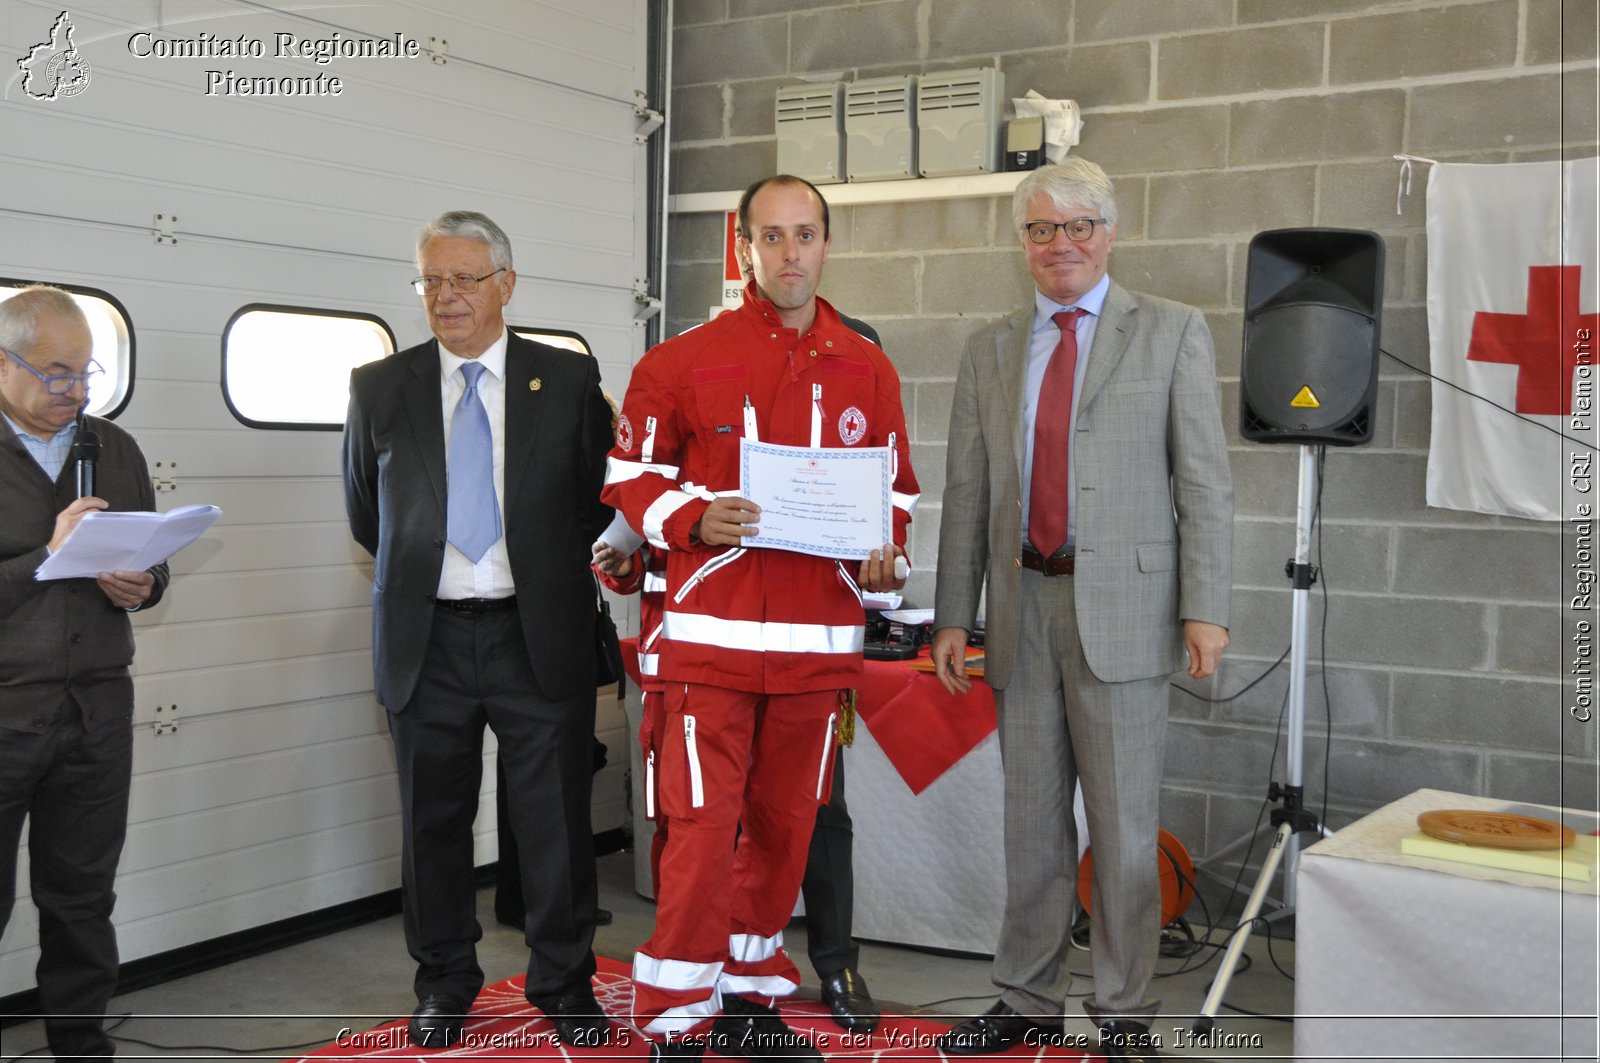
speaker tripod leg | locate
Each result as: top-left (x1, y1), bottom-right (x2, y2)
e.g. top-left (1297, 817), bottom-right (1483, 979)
top-left (1192, 819), bottom-right (1294, 1037)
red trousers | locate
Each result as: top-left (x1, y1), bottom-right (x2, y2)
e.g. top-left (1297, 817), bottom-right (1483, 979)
top-left (632, 683), bottom-right (838, 1037)
top-left (639, 689), bottom-right (668, 892)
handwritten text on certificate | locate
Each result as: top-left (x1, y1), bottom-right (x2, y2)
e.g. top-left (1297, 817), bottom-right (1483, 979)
top-left (738, 439), bottom-right (891, 560)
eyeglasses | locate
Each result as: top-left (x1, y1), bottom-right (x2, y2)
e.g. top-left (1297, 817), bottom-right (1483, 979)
top-left (2, 346), bottom-right (103, 395)
top-left (411, 269), bottom-right (505, 296)
top-left (1024, 218), bottom-right (1110, 244)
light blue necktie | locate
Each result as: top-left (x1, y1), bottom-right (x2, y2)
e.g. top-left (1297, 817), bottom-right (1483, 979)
top-left (447, 361), bottom-right (500, 563)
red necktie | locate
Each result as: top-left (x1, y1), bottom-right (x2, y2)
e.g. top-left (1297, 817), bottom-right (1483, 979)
top-left (1028, 308), bottom-right (1086, 558)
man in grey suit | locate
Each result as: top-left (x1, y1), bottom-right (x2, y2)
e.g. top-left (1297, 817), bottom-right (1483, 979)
top-left (343, 212), bottom-right (614, 1050)
top-left (930, 159), bottom-right (1232, 1063)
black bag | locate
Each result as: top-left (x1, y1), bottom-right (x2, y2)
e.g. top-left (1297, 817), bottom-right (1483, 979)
top-left (593, 572), bottom-right (626, 697)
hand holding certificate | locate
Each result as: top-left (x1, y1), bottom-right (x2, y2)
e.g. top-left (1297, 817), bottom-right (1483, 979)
top-left (738, 439), bottom-right (891, 560)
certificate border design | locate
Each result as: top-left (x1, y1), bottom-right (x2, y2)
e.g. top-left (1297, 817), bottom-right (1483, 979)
top-left (738, 439), bottom-right (892, 560)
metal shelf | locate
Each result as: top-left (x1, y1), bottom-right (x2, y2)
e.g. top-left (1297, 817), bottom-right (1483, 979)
top-left (669, 170), bottom-right (1029, 214)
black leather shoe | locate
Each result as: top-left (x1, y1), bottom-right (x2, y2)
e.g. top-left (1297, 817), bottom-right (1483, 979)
top-left (819, 968), bottom-right (880, 1033)
top-left (408, 994), bottom-right (468, 1050)
top-left (709, 993), bottom-right (821, 1062)
top-left (936, 1000), bottom-right (1064, 1055)
top-left (534, 986), bottom-right (610, 1046)
top-left (1098, 1019), bottom-right (1161, 1061)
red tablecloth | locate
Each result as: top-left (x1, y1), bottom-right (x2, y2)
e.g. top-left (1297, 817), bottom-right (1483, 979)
top-left (621, 639), bottom-right (996, 795)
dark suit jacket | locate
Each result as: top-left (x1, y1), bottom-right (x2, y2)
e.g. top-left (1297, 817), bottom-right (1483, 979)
top-left (342, 332), bottom-right (614, 709)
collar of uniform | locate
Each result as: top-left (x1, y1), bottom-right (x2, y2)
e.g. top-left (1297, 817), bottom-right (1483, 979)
top-left (437, 328), bottom-right (509, 384)
top-left (743, 280), bottom-right (788, 331)
top-left (742, 283), bottom-right (851, 353)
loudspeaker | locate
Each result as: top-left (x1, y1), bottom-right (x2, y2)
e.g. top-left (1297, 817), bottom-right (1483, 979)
top-left (1241, 228), bottom-right (1385, 445)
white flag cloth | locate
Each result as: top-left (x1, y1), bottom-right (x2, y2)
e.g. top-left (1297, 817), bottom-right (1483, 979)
top-left (1424, 158), bottom-right (1598, 521)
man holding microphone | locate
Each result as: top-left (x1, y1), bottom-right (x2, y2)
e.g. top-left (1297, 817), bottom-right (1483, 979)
top-left (0, 285), bottom-right (169, 1059)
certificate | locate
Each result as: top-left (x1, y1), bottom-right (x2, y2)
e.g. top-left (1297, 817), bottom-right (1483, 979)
top-left (739, 439), bottom-right (890, 560)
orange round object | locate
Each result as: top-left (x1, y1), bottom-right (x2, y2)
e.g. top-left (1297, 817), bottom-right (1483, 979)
top-left (1417, 809), bottom-right (1575, 850)
top-left (1077, 829), bottom-right (1196, 928)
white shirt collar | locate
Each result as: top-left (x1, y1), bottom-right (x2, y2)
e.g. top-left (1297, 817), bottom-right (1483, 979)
top-left (438, 328), bottom-right (509, 383)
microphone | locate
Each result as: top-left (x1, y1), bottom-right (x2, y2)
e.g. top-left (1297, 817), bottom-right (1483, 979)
top-left (73, 411), bottom-right (102, 499)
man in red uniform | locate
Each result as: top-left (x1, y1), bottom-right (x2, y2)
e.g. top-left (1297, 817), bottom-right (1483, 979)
top-left (603, 175), bottom-right (918, 1061)
top-left (598, 309), bottom-right (889, 1037)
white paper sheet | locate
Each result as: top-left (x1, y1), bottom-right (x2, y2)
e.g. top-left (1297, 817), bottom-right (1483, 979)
top-left (35, 504), bottom-right (222, 580)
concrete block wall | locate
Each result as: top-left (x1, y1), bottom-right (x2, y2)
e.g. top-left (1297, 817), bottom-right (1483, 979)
top-left (660, 0), bottom-right (1599, 883)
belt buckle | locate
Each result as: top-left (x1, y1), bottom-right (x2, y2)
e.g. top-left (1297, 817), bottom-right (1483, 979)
top-left (439, 597), bottom-right (513, 614)
top-left (1023, 547), bottom-right (1073, 576)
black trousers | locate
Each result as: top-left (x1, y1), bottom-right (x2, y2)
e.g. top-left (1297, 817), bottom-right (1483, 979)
top-left (494, 738), bottom-right (606, 924)
top-left (800, 748), bottom-right (858, 976)
top-left (389, 607), bottom-right (597, 1005)
top-left (0, 698), bottom-right (131, 1060)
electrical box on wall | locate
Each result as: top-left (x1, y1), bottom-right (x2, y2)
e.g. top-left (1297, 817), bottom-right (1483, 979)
top-left (917, 67), bottom-right (1005, 178)
top-left (1005, 115), bottom-right (1044, 171)
top-left (845, 75), bottom-right (917, 182)
top-left (776, 82), bottom-right (846, 185)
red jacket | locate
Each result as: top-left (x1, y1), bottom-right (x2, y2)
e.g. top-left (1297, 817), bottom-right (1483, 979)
top-left (603, 287), bottom-right (919, 694)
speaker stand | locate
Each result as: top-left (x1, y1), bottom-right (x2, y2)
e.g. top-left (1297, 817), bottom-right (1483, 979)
top-left (1192, 444), bottom-right (1328, 1036)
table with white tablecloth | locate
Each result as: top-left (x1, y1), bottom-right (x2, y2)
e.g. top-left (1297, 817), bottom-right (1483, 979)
top-left (1295, 788), bottom-right (1599, 1063)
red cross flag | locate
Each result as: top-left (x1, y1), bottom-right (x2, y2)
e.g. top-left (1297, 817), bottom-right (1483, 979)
top-left (1425, 158), bottom-right (1598, 520)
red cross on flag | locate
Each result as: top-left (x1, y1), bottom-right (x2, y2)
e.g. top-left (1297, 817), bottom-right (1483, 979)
top-left (1425, 158), bottom-right (1598, 520)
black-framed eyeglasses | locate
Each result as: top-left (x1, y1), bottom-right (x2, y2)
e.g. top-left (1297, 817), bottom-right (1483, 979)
top-left (2, 345), bottom-right (103, 395)
top-left (1024, 218), bottom-right (1109, 244)
top-left (411, 269), bottom-right (505, 296)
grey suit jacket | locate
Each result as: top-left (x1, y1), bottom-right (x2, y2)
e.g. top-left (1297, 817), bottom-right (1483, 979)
top-left (934, 280), bottom-right (1233, 687)
top-left (342, 332), bottom-right (614, 709)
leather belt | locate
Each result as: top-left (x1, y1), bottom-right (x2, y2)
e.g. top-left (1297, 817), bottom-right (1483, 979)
top-left (435, 596), bottom-right (518, 614)
top-left (1021, 546), bottom-right (1075, 576)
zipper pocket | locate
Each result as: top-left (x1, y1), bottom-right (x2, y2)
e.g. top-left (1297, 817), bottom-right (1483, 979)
top-left (645, 749), bottom-right (657, 820)
top-left (684, 713), bottom-right (704, 809)
top-left (674, 547), bottom-right (746, 604)
top-left (815, 711), bottom-right (837, 800)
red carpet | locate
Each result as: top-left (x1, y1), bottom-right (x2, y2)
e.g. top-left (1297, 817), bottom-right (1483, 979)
top-left (291, 956), bottom-right (1087, 1060)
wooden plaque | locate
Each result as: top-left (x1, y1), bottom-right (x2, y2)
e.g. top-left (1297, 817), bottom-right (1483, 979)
top-left (1417, 809), bottom-right (1576, 851)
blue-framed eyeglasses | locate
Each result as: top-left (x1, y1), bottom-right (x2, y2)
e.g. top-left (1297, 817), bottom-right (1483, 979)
top-left (2, 345), bottom-right (103, 395)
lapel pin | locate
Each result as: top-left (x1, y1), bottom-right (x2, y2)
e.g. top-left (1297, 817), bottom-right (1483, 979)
top-left (530, 378), bottom-right (542, 391)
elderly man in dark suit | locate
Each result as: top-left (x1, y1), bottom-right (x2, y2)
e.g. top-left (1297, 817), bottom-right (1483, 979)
top-left (0, 284), bottom-right (170, 1059)
top-left (342, 211), bottom-right (614, 1050)
top-left (931, 159), bottom-right (1233, 1063)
